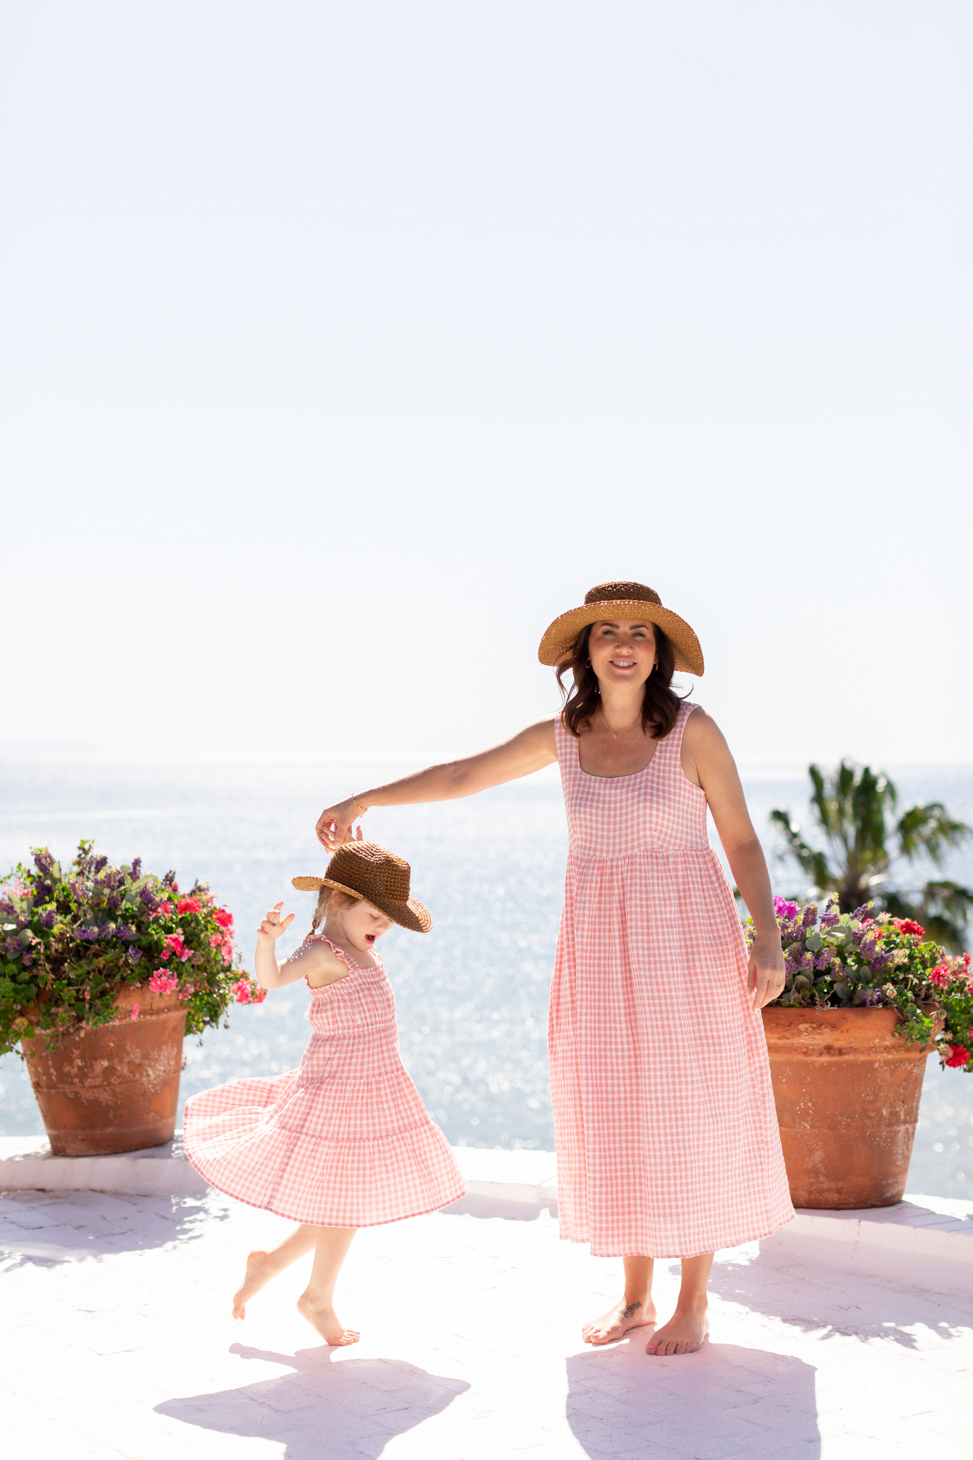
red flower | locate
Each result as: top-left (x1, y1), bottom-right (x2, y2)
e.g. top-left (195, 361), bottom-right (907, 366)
top-left (893, 918), bottom-right (925, 938)
top-left (945, 1045), bottom-right (971, 1069)
top-left (177, 897), bottom-right (201, 916)
top-left (214, 908), bottom-right (233, 929)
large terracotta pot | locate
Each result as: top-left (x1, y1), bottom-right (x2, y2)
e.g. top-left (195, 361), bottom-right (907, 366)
top-left (762, 1006), bottom-right (937, 1209)
top-left (21, 985), bottom-right (187, 1156)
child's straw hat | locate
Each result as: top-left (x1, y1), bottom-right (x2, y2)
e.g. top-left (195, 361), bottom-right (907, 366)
top-left (292, 842), bottom-right (432, 933)
top-left (537, 580), bottom-right (704, 676)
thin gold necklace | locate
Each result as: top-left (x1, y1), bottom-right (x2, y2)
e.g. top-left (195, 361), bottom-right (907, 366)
top-left (603, 713), bottom-right (642, 741)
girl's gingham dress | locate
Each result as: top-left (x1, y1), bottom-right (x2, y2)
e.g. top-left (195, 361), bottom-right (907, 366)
top-left (549, 704), bottom-right (794, 1258)
top-left (183, 936), bottom-right (465, 1227)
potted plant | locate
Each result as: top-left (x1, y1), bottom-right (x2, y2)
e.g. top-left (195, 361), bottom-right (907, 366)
top-left (750, 896), bottom-right (973, 1209)
top-left (0, 841), bottom-right (264, 1156)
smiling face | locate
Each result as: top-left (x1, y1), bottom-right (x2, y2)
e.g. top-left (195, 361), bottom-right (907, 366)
top-left (326, 893), bottom-right (392, 954)
top-left (587, 619), bottom-right (657, 693)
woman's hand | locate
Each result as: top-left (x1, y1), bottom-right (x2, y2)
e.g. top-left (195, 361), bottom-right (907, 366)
top-left (315, 804), bottom-right (365, 852)
top-left (748, 930), bottom-right (786, 1011)
top-left (257, 902), bottom-right (295, 942)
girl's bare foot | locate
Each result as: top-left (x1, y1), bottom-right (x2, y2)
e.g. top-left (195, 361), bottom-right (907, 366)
top-left (645, 1305), bottom-right (709, 1356)
top-left (232, 1250), bottom-right (280, 1320)
top-left (297, 1292), bottom-right (360, 1346)
top-left (582, 1296), bottom-right (657, 1345)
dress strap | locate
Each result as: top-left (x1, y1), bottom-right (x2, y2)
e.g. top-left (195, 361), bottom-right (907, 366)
top-left (306, 932), bottom-right (359, 971)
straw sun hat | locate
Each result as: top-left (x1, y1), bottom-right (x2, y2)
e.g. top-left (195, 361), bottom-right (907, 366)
top-left (292, 842), bottom-right (432, 933)
top-left (537, 580), bottom-right (704, 677)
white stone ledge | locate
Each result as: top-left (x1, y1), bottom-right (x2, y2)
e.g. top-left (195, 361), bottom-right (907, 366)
top-left (2, 1134), bottom-right (970, 1283)
top-left (0, 1134), bottom-right (559, 1205)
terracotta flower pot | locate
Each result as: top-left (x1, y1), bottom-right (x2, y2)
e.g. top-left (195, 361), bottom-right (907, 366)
top-left (21, 985), bottom-right (188, 1156)
top-left (762, 1006), bottom-right (937, 1210)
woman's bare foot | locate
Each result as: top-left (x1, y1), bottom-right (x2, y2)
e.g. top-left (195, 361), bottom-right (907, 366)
top-left (582, 1296), bottom-right (657, 1345)
top-left (232, 1250), bottom-right (280, 1320)
top-left (297, 1293), bottom-right (360, 1346)
top-left (645, 1305), bottom-right (709, 1356)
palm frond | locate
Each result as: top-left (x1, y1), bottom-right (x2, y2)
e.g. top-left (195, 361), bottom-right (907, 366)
top-left (768, 808), bottom-right (836, 889)
top-left (895, 803), bottom-right (971, 867)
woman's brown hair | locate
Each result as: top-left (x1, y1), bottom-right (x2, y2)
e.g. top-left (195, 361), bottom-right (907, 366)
top-left (556, 622), bottom-right (685, 739)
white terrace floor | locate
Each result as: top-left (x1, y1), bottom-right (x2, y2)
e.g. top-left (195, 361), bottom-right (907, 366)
top-left (1, 1141), bottom-right (972, 1460)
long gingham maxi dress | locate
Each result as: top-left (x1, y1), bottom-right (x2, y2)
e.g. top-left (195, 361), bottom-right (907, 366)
top-left (549, 704), bottom-right (793, 1258)
top-left (183, 936), bottom-right (465, 1227)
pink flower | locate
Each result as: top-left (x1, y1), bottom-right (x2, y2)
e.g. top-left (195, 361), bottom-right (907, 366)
top-left (214, 908), bottom-right (233, 929)
top-left (162, 932), bottom-right (192, 963)
top-left (232, 978), bottom-right (251, 1004)
top-left (148, 970), bottom-right (179, 995)
top-left (252, 985), bottom-right (267, 1003)
top-left (177, 897), bottom-right (201, 916)
top-left (130, 1003), bottom-right (140, 1020)
top-left (929, 964), bottom-right (952, 988)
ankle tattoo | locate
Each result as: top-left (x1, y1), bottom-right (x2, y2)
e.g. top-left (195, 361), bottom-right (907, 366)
top-left (620, 1301), bottom-right (642, 1319)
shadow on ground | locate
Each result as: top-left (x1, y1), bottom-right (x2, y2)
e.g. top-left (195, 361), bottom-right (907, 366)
top-left (0, 1190), bottom-right (222, 1268)
top-left (706, 1244), bottom-right (973, 1350)
top-left (566, 1339), bottom-right (820, 1459)
top-left (157, 1344), bottom-right (469, 1459)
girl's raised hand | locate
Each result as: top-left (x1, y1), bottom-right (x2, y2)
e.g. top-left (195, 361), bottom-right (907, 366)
top-left (257, 903), bottom-right (296, 941)
top-left (316, 801), bottom-right (366, 852)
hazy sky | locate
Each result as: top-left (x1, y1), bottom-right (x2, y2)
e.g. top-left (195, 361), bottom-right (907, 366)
top-left (2, 2), bottom-right (970, 766)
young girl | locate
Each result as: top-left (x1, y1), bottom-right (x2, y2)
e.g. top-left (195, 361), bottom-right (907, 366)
top-left (182, 840), bottom-right (465, 1346)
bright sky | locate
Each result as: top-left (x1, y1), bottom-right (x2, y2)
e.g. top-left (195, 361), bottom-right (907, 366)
top-left (2, 2), bottom-right (970, 766)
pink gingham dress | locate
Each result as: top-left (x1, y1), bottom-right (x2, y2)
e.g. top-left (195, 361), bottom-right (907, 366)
top-left (549, 704), bottom-right (793, 1258)
top-left (183, 937), bottom-right (465, 1227)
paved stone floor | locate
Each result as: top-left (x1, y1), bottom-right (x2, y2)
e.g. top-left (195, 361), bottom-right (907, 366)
top-left (1, 1185), bottom-right (971, 1459)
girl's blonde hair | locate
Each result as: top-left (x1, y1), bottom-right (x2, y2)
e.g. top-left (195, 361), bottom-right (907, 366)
top-left (310, 887), bottom-right (360, 936)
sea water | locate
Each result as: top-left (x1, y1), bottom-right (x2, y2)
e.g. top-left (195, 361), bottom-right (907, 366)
top-left (1, 758), bottom-right (971, 1197)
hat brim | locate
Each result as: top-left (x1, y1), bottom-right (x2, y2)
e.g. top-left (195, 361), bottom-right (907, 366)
top-left (537, 599), bottom-right (704, 676)
top-left (291, 876), bottom-right (432, 933)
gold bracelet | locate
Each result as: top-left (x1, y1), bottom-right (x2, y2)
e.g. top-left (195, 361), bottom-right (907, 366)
top-left (351, 796), bottom-right (368, 816)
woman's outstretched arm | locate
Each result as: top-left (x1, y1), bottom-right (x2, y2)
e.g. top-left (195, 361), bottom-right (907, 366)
top-left (316, 718), bottom-right (557, 850)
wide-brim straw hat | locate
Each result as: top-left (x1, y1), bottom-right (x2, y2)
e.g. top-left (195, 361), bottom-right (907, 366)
top-left (537, 580), bottom-right (704, 676)
top-left (292, 841), bottom-right (432, 933)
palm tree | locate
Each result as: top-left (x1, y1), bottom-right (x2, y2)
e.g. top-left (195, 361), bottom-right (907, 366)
top-left (770, 761), bottom-right (973, 950)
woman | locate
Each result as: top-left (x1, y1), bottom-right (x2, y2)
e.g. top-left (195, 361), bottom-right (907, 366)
top-left (316, 580), bottom-right (793, 1357)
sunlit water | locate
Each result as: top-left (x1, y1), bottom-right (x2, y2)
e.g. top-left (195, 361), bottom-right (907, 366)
top-left (1, 759), bottom-right (971, 1196)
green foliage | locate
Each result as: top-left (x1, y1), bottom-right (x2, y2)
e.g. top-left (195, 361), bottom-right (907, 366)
top-left (0, 841), bottom-right (261, 1059)
top-left (771, 760), bottom-right (972, 949)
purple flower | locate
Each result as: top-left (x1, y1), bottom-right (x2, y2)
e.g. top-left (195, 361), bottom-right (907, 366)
top-left (117, 924), bottom-right (136, 941)
top-left (130, 857), bottom-right (141, 879)
top-left (801, 904), bottom-right (817, 928)
top-left (39, 909), bottom-right (55, 930)
top-left (4, 938), bottom-right (20, 958)
top-left (852, 904), bottom-right (872, 921)
top-left (139, 886), bottom-right (155, 908)
top-left (32, 850), bottom-right (54, 876)
top-left (99, 924), bottom-right (115, 940)
top-left (859, 989), bottom-right (885, 1005)
top-left (107, 895), bottom-right (121, 912)
top-left (774, 897), bottom-right (799, 920)
top-left (127, 946), bottom-right (143, 963)
top-left (75, 926), bottom-right (100, 942)
top-left (93, 856), bottom-right (107, 874)
top-left (819, 910), bottom-right (839, 928)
